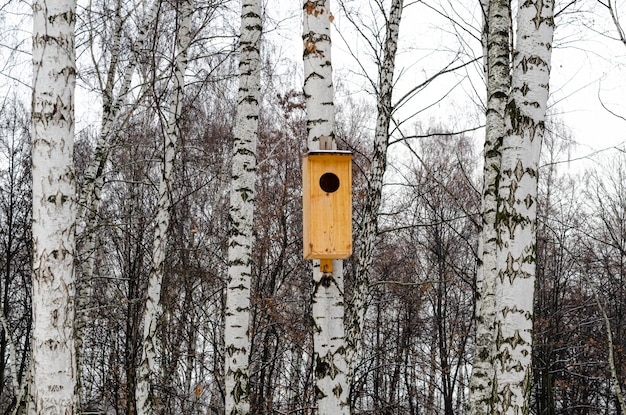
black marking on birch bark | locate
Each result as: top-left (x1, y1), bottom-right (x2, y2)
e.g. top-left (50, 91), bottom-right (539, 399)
top-left (48, 10), bottom-right (76, 24)
top-left (502, 328), bottom-right (528, 350)
top-left (518, 55), bottom-right (549, 74)
top-left (315, 358), bottom-right (331, 379)
top-left (242, 9), bottom-right (261, 18)
top-left (520, 82), bottom-right (530, 96)
top-left (34, 34), bottom-right (73, 49)
top-left (234, 147), bottom-right (256, 157)
top-left (524, 194), bottom-right (533, 209)
top-left (239, 95), bottom-right (258, 105)
top-left (500, 384), bottom-right (514, 412)
top-left (528, 0), bottom-right (556, 30)
top-left (513, 159), bottom-right (524, 181)
top-left (307, 118), bottom-right (331, 128)
top-left (230, 370), bottom-right (249, 404)
top-left (319, 275), bottom-right (334, 288)
top-left (238, 187), bottom-right (253, 202)
top-left (315, 385), bottom-right (326, 400)
top-left (59, 66), bottom-right (76, 82)
top-left (333, 383), bottom-right (344, 398)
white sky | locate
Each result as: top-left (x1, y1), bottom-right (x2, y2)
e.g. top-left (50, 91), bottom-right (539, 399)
top-left (1, 0), bottom-right (625, 173)
top-left (549, 1), bottom-right (626, 167)
top-left (264, 0), bottom-right (626, 173)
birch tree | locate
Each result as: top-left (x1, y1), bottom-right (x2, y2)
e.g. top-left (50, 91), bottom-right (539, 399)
top-left (491, 0), bottom-right (555, 413)
top-left (469, 0), bottom-right (555, 413)
top-left (303, 1), bottom-right (349, 413)
top-left (532, 138), bottom-right (578, 415)
top-left (74, 0), bottom-right (162, 385)
top-left (135, 1), bottom-right (193, 413)
top-left (30, 0), bottom-right (78, 411)
top-left (223, 0), bottom-right (262, 413)
top-left (467, 0), bottom-right (510, 413)
top-left (345, 0), bottom-right (403, 382)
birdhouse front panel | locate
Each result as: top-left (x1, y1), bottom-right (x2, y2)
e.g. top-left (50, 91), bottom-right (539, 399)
top-left (302, 151), bottom-right (352, 260)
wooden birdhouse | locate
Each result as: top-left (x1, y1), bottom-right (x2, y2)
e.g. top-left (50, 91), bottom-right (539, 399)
top-left (302, 150), bottom-right (352, 267)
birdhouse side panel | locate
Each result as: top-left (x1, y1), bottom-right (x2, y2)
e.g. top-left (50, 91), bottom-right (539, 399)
top-left (302, 158), bottom-right (313, 258)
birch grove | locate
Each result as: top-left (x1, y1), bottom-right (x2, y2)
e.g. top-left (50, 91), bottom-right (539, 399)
top-left (2, 0), bottom-right (625, 413)
top-left (224, 0), bottom-right (262, 413)
top-left (30, 0), bottom-right (78, 412)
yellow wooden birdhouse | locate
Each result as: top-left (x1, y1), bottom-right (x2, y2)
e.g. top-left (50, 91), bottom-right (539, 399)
top-left (302, 150), bottom-right (352, 265)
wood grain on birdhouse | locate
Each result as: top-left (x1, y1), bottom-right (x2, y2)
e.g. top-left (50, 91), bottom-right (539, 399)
top-left (302, 151), bottom-right (352, 260)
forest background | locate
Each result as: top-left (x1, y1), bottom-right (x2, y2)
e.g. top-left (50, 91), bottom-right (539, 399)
top-left (1, 0), bottom-right (626, 414)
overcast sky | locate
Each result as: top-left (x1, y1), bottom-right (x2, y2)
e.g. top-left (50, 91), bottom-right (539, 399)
top-left (266, 0), bottom-right (626, 173)
top-left (1, 0), bottom-right (625, 173)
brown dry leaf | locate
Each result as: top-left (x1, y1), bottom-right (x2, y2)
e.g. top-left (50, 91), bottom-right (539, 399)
top-left (194, 384), bottom-right (204, 398)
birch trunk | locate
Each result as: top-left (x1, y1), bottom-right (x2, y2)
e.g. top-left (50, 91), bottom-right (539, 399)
top-left (493, 1), bottom-right (554, 413)
top-left (468, 0), bottom-right (511, 413)
top-left (346, 0), bottom-right (403, 380)
top-left (223, 0), bottom-right (262, 413)
top-left (303, 1), bottom-right (349, 413)
top-left (135, 2), bottom-right (193, 414)
top-left (30, 0), bottom-right (78, 412)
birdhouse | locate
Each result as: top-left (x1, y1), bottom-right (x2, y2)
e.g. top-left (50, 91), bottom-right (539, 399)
top-left (302, 150), bottom-right (352, 264)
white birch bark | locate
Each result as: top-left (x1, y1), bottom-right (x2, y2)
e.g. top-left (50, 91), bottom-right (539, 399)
top-left (493, 1), bottom-right (554, 413)
top-left (303, 1), bottom-right (349, 413)
top-left (468, 0), bottom-right (511, 413)
top-left (30, 0), bottom-right (78, 412)
top-left (223, 0), bottom-right (262, 413)
top-left (135, 1), bottom-right (193, 414)
top-left (345, 0), bottom-right (403, 379)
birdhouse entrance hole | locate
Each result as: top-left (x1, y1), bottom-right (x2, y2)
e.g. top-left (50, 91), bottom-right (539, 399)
top-left (319, 172), bottom-right (340, 193)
